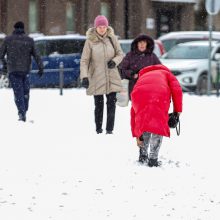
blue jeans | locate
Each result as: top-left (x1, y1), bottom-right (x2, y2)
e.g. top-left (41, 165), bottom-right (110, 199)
top-left (9, 73), bottom-right (30, 117)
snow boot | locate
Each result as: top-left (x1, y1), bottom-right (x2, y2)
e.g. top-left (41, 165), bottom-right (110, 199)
top-left (18, 113), bottom-right (26, 122)
top-left (106, 130), bottom-right (113, 134)
top-left (138, 148), bottom-right (148, 164)
top-left (148, 158), bottom-right (161, 167)
top-left (96, 129), bottom-right (103, 134)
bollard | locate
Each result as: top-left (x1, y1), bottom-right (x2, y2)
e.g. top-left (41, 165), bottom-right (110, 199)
top-left (216, 62), bottom-right (220, 97)
top-left (59, 62), bottom-right (64, 96)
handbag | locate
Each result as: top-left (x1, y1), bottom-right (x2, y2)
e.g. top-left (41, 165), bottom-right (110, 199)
top-left (168, 112), bottom-right (180, 135)
top-left (116, 79), bottom-right (129, 107)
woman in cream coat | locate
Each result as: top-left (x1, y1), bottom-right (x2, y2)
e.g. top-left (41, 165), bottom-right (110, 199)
top-left (80, 15), bottom-right (124, 134)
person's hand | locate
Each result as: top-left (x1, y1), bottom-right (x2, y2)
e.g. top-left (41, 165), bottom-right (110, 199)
top-left (136, 137), bottom-right (143, 148)
top-left (82, 77), bottom-right (89, 89)
top-left (38, 70), bottom-right (44, 78)
top-left (131, 70), bottom-right (139, 79)
top-left (107, 60), bottom-right (116, 69)
top-left (133, 74), bottom-right (138, 79)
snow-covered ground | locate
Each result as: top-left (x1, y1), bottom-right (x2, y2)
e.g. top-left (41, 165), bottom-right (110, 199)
top-left (0, 88), bottom-right (220, 220)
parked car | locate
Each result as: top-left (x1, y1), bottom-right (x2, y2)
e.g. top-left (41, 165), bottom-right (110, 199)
top-left (119, 39), bottom-right (166, 57)
top-left (30, 34), bottom-right (86, 87)
top-left (160, 41), bottom-right (220, 94)
top-left (158, 31), bottom-right (220, 52)
top-left (0, 34), bottom-right (86, 88)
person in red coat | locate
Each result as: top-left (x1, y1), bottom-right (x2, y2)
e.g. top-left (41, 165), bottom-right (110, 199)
top-left (130, 64), bottom-right (183, 167)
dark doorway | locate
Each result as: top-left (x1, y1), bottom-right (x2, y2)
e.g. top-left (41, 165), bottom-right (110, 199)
top-left (156, 6), bottom-right (181, 38)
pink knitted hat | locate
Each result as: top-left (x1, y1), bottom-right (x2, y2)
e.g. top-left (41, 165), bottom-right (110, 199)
top-left (94, 15), bottom-right (109, 28)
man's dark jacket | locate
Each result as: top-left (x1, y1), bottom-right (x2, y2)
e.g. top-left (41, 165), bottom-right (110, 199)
top-left (0, 30), bottom-right (43, 75)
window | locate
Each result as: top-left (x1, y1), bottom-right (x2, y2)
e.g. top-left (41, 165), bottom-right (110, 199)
top-left (46, 39), bottom-right (85, 56)
top-left (29, 0), bottom-right (38, 33)
top-left (66, 2), bottom-right (76, 33)
top-left (100, 2), bottom-right (110, 20)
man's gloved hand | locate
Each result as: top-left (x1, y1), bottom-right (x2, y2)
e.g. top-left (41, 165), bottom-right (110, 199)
top-left (82, 77), bottom-right (89, 89)
top-left (38, 69), bottom-right (44, 78)
top-left (107, 60), bottom-right (116, 69)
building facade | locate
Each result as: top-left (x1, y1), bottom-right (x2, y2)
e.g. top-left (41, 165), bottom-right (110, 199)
top-left (0, 0), bottom-right (219, 39)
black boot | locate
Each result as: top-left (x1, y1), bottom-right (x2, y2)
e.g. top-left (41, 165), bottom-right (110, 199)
top-left (96, 129), bottom-right (103, 134)
top-left (148, 158), bottom-right (161, 167)
top-left (138, 148), bottom-right (148, 164)
top-left (18, 113), bottom-right (26, 122)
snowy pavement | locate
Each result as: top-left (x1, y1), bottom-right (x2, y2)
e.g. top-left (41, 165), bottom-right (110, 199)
top-left (0, 88), bottom-right (220, 220)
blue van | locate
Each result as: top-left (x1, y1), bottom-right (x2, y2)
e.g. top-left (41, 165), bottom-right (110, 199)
top-left (30, 35), bottom-right (86, 87)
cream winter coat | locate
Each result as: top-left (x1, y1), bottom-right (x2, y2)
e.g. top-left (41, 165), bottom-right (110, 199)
top-left (80, 27), bottom-right (124, 95)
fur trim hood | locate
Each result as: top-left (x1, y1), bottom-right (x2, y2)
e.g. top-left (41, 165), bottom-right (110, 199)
top-left (86, 26), bottom-right (115, 42)
top-left (131, 34), bottom-right (155, 54)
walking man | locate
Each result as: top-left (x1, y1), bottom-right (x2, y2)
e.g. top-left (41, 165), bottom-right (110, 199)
top-left (0, 21), bottom-right (44, 121)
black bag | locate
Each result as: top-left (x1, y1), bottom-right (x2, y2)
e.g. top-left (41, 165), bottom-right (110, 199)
top-left (168, 112), bottom-right (180, 135)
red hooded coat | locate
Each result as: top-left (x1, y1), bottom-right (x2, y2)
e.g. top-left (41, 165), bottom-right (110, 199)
top-left (130, 64), bottom-right (183, 138)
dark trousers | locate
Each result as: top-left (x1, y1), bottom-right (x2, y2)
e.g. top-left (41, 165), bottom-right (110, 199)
top-left (94, 92), bottom-right (117, 132)
top-left (9, 73), bottom-right (30, 117)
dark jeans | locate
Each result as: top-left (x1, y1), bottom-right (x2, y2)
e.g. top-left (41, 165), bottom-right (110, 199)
top-left (94, 92), bottom-right (117, 132)
top-left (9, 73), bottom-right (30, 117)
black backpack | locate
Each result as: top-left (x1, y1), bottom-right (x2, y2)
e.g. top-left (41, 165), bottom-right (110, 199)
top-left (168, 112), bottom-right (180, 136)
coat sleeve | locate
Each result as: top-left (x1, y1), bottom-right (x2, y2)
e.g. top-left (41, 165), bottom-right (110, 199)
top-left (111, 36), bottom-right (124, 66)
top-left (120, 53), bottom-right (133, 79)
top-left (80, 40), bottom-right (91, 79)
top-left (152, 53), bottom-right (161, 65)
top-left (130, 106), bottom-right (137, 137)
top-left (0, 40), bottom-right (8, 72)
top-left (167, 71), bottom-right (183, 113)
top-left (31, 40), bottom-right (44, 72)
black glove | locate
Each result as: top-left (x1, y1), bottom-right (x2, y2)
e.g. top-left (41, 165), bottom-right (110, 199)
top-left (82, 77), bottom-right (89, 89)
top-left (168, 112), bottom-right (179, 128)
top-left (38, 70), bottom-right (44, 78)
top-left (107, 60), bottom-right (116, 69)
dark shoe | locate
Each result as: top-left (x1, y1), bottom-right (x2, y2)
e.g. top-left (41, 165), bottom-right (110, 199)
top-left (139, 154), bottom-right (148, 164)
top-left (138, 148), bottom-right (148, 164)
top-left (148, 158), bottom-right (161, 167)
top-left (96, 129), bottom-right (103, 134)
top-left (18, 114), bottom-right (26, 122)
top-left (106, 130), bottom-right (113, 134)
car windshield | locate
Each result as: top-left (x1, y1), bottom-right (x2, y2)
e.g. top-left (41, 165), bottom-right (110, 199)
top-left (164, 44), bottom-right (209, 59)
top-left (35, 39), bottom-right (85, 56)
top-left (120, 43), bottom-right (131, 54)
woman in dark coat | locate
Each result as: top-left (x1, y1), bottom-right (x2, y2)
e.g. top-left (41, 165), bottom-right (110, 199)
top-left (120, 34), bottom-right (161, 99)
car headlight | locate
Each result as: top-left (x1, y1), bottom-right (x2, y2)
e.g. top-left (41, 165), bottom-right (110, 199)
top-left (182, 77), bottom-right (193, 83)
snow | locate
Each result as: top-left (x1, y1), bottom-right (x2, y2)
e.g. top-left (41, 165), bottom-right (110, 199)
top-left (0, 88), bottom-right (220, 220)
